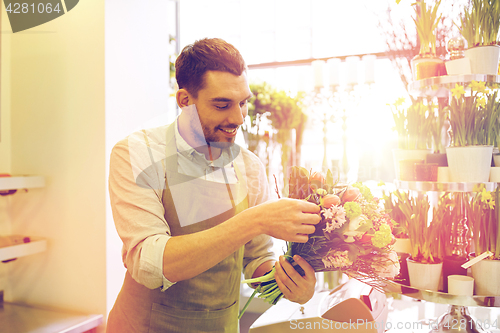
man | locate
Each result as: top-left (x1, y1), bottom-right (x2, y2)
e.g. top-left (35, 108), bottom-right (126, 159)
top-left (106, 38), bottom-right (320, 332)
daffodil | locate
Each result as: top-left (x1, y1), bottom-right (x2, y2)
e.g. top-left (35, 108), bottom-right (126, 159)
top-left (470, 80), bottom-right (488, 94)
top-left (480, 188), bottom-right (495, 209)
top-left (476, 96), bottom-right (487, 108)
top-left (451, 83), bottom-right (465, 100)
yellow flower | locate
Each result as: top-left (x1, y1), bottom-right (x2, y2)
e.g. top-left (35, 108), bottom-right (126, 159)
top-left (470, 80), bottom-right (488, 94)
top-left (480, 188), bottom-right (495, 209)
top-left (476, 96), bottom-right (487, 108)
top-left (451, 84), bottom-right (465, 100)
top-left (394, 97), bottom-right (405, 107)
top-left (372, 224), bottom-right (392, 248)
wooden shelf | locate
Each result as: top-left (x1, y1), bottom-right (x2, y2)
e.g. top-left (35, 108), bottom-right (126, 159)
top-left (0, 302), bottom-right (103, 333)
top-left (0, 239), bottom-right (47, 262)
top-left (0, 176), bottom-right (45, 191)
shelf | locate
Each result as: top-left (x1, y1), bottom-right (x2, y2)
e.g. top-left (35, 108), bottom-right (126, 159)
top-left (0, 239), bottom-right (47, 262)
top-left (408, 74), bottom-right (500, 97)
top-left (0, 176), bottom-right (45, 191)
top-left (394, 180), bottom-right (498, 192)
top-left (0, 302), bottom-right (103, 333)
top-left (383, 279), bottom-right (500, 308)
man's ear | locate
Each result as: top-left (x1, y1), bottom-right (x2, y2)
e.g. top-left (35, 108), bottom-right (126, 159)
top-left (176, 89), bottom-right (192, 108)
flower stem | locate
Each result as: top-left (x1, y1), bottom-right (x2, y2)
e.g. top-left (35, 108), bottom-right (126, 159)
top-left (238, 287), bottom-right (260, 320)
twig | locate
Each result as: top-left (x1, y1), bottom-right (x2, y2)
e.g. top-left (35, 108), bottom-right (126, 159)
top-left (273, 174), bottom-right (281, 199)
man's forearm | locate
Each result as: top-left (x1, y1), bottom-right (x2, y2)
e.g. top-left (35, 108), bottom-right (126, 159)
top-left (162, 207), bottom-right (261, 282)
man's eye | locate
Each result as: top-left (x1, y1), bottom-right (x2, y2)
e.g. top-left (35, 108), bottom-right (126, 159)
top-left (215, 104), bottom-right (229, 110)
top-left (240, 100), bottom-right (248, 107)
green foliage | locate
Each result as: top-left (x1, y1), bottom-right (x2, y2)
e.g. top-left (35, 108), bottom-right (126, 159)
top-left (393, 190), bottom-right (442, 263)
top-left (412, 0), bottom-right (442, 55)
top-left (468, 187), bottom-right (500, 259)
top-left (390, 99), bottom-right (432, 149)
top-left (459, 0), bottom-right (500, 47)
top-left (447, 86), bottom-right (500, 147)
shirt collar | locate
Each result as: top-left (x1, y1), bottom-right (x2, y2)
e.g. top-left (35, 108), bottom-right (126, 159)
top-left (174, 118), bottom-right (232, 168)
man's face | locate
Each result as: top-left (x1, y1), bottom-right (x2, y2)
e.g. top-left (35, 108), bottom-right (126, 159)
top-left (189, 70), bottom-right (252, 149)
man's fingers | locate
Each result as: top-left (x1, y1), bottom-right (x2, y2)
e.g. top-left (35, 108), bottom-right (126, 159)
top-left (293, 255), bottom-right (316, 280)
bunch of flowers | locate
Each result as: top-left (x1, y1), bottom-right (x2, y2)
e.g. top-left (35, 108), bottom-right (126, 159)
top-left (238, 167), bottom-right (400, 318)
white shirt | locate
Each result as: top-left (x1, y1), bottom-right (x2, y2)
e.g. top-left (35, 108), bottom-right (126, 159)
top-left (109, 119), bottom-right (275, 290)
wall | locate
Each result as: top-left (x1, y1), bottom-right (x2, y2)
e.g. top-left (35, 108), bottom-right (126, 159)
top-left (5, 0), bottom-right (107, 322)
top-left (0, 0), bottom-right (175, 327)
top-left (104, 0), bottom-right (174, 315)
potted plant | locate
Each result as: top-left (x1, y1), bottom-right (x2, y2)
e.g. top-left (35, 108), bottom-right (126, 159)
top-left (459, 0), bottom-right (500, 74)
top-left (445, 81), bottom-right (499, 182)
top-left (390, 98), bottom-right (433, 181)
top-left (426, 99), bottom-right (449, 166)
top-left (468, 187), bottom-right (500, 295)
top-left (394, 190), bottom-right (443, 291)
top-left (410, 0), bottom-right (444, 80)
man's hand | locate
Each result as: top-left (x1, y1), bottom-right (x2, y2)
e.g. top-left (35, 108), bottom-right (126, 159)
top-left (248, 198), bottom-right (321, 243)
top-left (274, 255), bottom-right (316, 304)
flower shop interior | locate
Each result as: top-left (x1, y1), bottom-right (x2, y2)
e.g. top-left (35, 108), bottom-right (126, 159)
top-left (1, 0), bottom-right (500, 332)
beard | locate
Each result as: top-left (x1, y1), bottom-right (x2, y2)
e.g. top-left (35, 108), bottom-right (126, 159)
top-left (200, 123), bottom-right (237, 149)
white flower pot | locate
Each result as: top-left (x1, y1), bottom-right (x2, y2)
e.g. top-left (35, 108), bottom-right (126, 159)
top-left (392, 149), bottom-right (431, 181)
top-left (407, 258), bottom-right (442, 291)
top-left (490, 167), bottom-right (500, 182)
top-left (393, 238), bottom-right (412, 253)
top-left (445, 57), bottom-right (471, 75)
top-left (494, 154), bottom-right (500, 167)
top-left (471, 258), bottom-right (500, 296)
top-left (446, 146), bottom-right (493, 183)
top-left (464, 45), bottom-right (500, 75)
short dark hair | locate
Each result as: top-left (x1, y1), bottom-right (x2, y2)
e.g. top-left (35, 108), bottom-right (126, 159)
top-left (175, 38), bottom-right (246, 98)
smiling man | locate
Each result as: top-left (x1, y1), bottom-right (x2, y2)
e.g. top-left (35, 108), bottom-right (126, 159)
top-left (106, 38), bottom-right (320, 333)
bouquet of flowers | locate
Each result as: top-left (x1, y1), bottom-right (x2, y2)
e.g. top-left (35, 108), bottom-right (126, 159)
top-left (238, 167), bottom-right (400, 319)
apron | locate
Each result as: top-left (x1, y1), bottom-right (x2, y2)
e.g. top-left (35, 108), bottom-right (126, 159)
top-left (107, 122), bottom-right (249, 333)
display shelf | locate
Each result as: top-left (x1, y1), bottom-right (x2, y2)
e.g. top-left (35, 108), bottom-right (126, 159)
top-left (0, 176), bottom-right (45, 191)
top-left (408, 74), bottom-right (500, 97)
top-left (383, 279), bottom-right (500, 308)
top-left (0, 239), bottom-right (47, 262)
top-left (394, 180), bottom-right (498, 192)
top-left (0, 302), bottom-right (103, 333)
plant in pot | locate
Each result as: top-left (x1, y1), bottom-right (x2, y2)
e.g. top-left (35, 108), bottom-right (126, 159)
top-left (390, 98), bottom-right (433, 181)
top-left (410, 0), bottom-right (444, 80)
top-left (446, 81), bottom-right (499, 182)
top-left (459, 0), bottom-right (500, 74)
top-left (427, 98), bottom-right (449, 166)
top-left (379, 185), bottom-right (412, 282)
top-left (394, 190), bottom-right (444, 291)
top-left (433, 193), bottom-right (471, 292)
top-left (468, 187), bottom-right (500, 295)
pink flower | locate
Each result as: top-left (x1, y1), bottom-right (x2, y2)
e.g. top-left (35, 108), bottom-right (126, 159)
top-left (322, 250), bottom-right (353, 269)
top-left (322, 206), bottom-right (347, 233)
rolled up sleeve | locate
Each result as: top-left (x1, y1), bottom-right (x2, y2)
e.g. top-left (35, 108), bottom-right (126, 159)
top-left (109, 134), bottom-right (175, 291)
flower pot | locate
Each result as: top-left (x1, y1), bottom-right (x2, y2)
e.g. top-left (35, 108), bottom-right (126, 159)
top-left (494, 154), bottom-right (500, 167)
top-left (399, 159), bottom-right (424, 181)
top-left (395, 252), bottom-right (410, 285)
top-left (393, 238), bottom-right (412, 254)
top-left (411, 54), bottom-right (444, 81)
top-left (446, 146), bottom-right (493, 183)
top-left (445, 57), bottom-right (471, 75)
top-left (490, 167), bottom-right (500, 182)
top-left (464, 45), bottom-right (500, 75)
top-left (392, 149), bottom-right (431, 181)
top-left (471, 258), bottom-right (500, 296)
top-left (415, 163), bottom-right (438, 181)
top-left (442, 256), bottom-right (468, 293)
top-left (407, 258), bottom-right (443, 291)
top-left (426, 152), bottom-right (448, 167)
